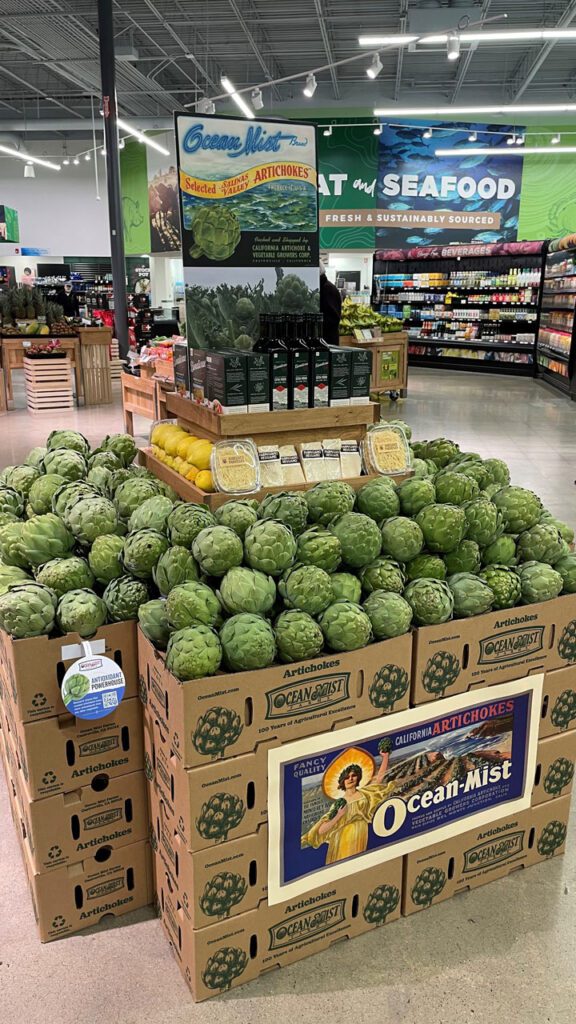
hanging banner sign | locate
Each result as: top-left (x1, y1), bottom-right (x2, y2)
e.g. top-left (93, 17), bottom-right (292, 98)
top-left (268, 675), bottom-right (542, 905)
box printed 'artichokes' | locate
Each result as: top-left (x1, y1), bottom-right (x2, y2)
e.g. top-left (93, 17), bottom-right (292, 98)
top-left (447, 572), bottom-right (494, 618)
top-left (274, 610), bottom-right (324, 663)
top-left (405, 553), bottom-right (446, 582)
top-left (355, 477), bottom-right (399, 522)
top-left (330, 572), bottom-right (362, 604)
top-left (201, 945), bottom-right (247, 992)
top-left (27, 474), bottom-right (66, 516)
top-left (20, 513), bottom-right (73, 567)
top-left (190, 206), bottom-right (241, 261)
top-left (328, 512), bottom-right (382, 569)
top-left (422, 651), bottom-right (461, 697)
top-left (88, 534), bottom-right (124, 585)
top-left (199, 872), bottom-right (248, 919)
top-left (411, 866), bottom-right (447, 907)
top-left (492, 486), bottom-right (543, 534)
top-left (36, 556), bottom-right (94, 599)
top-left (57, 588), bottom-right (107, 638)
top-left (518, 561), bottom-right (563, 604)
top-left (550, 689), bottom-right (576, 731)
top-left (153, 545), bottom-right (199, 596)
top-left (166, 625), bottom-right (222, 681)
top-left (214, 500), bottom-right (258, 539)
top-left (103, 575), bottom-right (149, 622)
top-left (380, 516), bottom-right (424, 563)
top-left (193, 706), bottom-right (243, 759)
top-left (192, 525), bottom-right (244, 577)
top-left (258, 491), bottom-right (309, 536)
top-left (478, 564), bottom-right (521, 609)
top-left (47, 429), bottom-right (90, 455)
top-left (244, 520), bottom-right (297, 576)
top-left (369, 664), bottom-right (410, 712)
top-left (220, 613), bottom-right (276, 671)
top-left (481, 534), bottom-right (517, 567)
top-left (138, 599), bottom-right (171, 649)
top-left (318, 600), bottom-right (373, 652)
top-left (122, 528), bottom-right (169, 580)
top-left (516, 523), bottom-right (565, 566)
top-left (128, 495), bottom-right (174, 533)
top-left (403, 579), bottom-right (454, 626)
top-left (359, 557), bottom-right (405, 595)
top-left (397, 478), bottom-right (436, 517)
top-left (363, 884), bottom-right (400, 925)
top-left (363, 592), bottom-right (413, 640)
top-left (554, 555), bottom-right (576, 594)
top-left (166, 581), bottom-right (221, 630)
top-left (296, 525), bottom-right (342, 573)
top-left (305, 480), bottom-right (357, 525)
top-left (196, 792), bottom-right (245, 843)
top-left (416, 503), bottom-right (467, 554)
top-left (537, 819), bottom-right (567, 858)
top-left (543, 756), bottom-right (574, 797)
top-left (0, 582), bottom-right (57, 638)
top-left (433, 471), bottom-right (479, 506)
top-left (218, 566), bottom-right (276, 616)
top-left (558, 620), bottom-right (576, 664)
top-left (64, 495), bottom-right (119, 546)
top-left (279, 564), bottom-right (333, 616)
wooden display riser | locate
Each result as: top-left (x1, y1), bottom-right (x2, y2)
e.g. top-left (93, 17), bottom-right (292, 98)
top-left (166, 392), bottom-right (379, 446)
top-left (24, 356), bottom-right (74, 414)
top-left (122, 372), bottom-right (171, 434)
top-left (140, 446), bottom-right (412, 509)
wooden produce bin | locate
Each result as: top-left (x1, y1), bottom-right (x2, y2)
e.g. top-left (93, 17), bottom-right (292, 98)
top-left (340, 332), bottom-right (408, 397)
top-left (24, 355), bottom-right (74, 414)
top-left (77, 326), bottom-right (113, 406)
top-left (1, 335), bottom-right (82, 404)
top-left (122, 372), bottom-right (172, 434)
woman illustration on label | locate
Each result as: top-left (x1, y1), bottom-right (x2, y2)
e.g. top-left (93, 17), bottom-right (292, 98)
top-left (301, 740), bottom-right (394, 864)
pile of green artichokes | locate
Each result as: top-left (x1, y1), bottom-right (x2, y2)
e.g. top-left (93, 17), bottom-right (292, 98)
top-left (0, 425), bottom-right (574, 684)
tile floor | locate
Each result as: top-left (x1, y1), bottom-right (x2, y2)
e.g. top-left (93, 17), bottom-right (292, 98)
top-left (0, 368), bottom-right (574, 1024)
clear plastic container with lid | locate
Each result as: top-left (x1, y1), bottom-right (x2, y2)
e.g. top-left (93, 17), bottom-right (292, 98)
top-left (211, 438), bottom-right (261, 494)
top-left (362, 423), bottom-right (411, 477)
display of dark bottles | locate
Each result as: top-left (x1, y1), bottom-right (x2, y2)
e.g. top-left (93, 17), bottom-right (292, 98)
top-left (283, 314), bottom-right (310, 410)
top-left (256, 314), bottom-right (289, 411)
top-left (306, 313), bottom-right (330, 408)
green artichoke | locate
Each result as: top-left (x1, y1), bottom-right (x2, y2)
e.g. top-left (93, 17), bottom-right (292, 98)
top-left (380, 516), bottom-right (425, 563)
top-left (88, 450), bottom-right (122, 472)
top-left (166, 581), bottom-right (221, 630)
top-left (244, 520), bottom-right (297, 576)
top-left (363, 591), bottom-right (413, 639)
top-left (122, 528), bottom-right (169, 580)
top-left (318, 601), bottom-right (373, 652)
top-left (279, 564), bottom-right (333, 615)
top-left (492, 486), bottom-right (543, 534)
top-left (190, 205), bottom-right (241, 260)
top-left (5, 464), bottom-right (41, 498)
top-left (88, 534), bottom-right (124, 584)
top-left (411, 458), bottom-right (432, 479)
top-left (218, 566), bottom-right (276, 616)
top-left (404, 553), bottom-right (447, 582)
top-left (355, 477), bottom-right (400, 522)
top-left (0, 486), bottom-right (24, 519)
top-left (166, 625), bottom-right (222, 680)
top-left (20, 513), bottom-right (73, 567)
top-left (330, 572), bottom-right (362, 603)
top-left (103, 575), bottom-right (149, 621)
top-left (385, 418), bottom-right (411, 439)
top-left (397, 478), bottom-right (436, 516)
top-left (359, 557), bottom-right (405, 594)
top-left (456, 461), bottom-right (491, 491)
top-left (47, 429), bottom-right (90, 455)
top-left (153, 545), bottom-right (199, 596)
top-left (101, 433), bottom-right (138, 467)
top-left (448, 572), bottom-right (494, 618)
top-left (462, 497), bottom-right (502, 547)
top-left (296, 525), bottom-right (342, 573)
top-left (403, 579), bottom-right (454, 625)
top-left (415, 503), bottom-right (467, 554)
top-left (167, 502), bottom-right (216, 547)
top-left (425, 438), bottom-right (459, 468)
top-left (214, 500), bottom-right (258, 539)
top-left (329, 512), bottom-right (382, 568)
top-left (52, 481), bottom-right (98, 519)
top-left (483, 458), bottom-right (510, 487)
top-left (42, 448), bottom-right (87, 482)
top-left (258, 491), bottom-right (309, 536)
top-left (64, 495), bottom-right (119, 546)
top-left (554, 555), bottom-right (576, 594)
top-left (539, 512), bottom-right (574, 545)
top-left (36, 556), bottom-right (94, 598)
top-left (25, 446), bottom-right (47, 469)
top-left (481, 534), bottom-right (517, 567)
top-left (57, 588), bottom-right (107, 638)
top-left (0, 582), bottom-right (57, 638)
top-left (114, 477), bottom-right (160, 520)
top-left (478, 565), bottom-right (521, 609)
top-left (305, 481), bottom-right (357, 525)
top-left (434, 471), bottom-right (479, 506)
top-left (128, 495), bottom-right (174, 534)
top-left (138, 599), bottom-right (170, 649)
top-left (86, 466), bottom-right (113, 494)
top-left (516, 524), bottom-right (565, 566)
top-left (0, 511), bottom-right (19, 529)
top-left (0, 522), bottom-right (27, 568)
top-left (274, 610), bottom-right (324, 663)
top-left (518, 561), bottom-right (563, 604)
top-left (0, 564), bottom-right (31, 596)
top-left (220, 613), bottom-right (276, 671)
top-left (192, 525), bottom-right (244, 577)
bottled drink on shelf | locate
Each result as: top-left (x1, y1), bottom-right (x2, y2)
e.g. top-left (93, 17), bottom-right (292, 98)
top-left (255, 313), bottom-right (289, 411)
top-left (284, 314), bottom-right (310, 411)
top-left (306, 313), bottom-right (330, 409)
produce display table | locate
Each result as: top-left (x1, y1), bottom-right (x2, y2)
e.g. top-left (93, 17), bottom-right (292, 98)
top-left (1, 336), bottom-right (82, 405)
top-left (122, 372), bottom-right (172, 435)
top-left (340, 331), bottom-right (408, 397)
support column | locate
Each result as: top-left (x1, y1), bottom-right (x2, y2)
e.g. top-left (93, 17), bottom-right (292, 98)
top-left (97, 0), bottom-right (129, 358)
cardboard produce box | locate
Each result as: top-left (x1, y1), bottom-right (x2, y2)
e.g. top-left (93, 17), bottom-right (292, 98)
top-left (532, 731), bottom-right (576, 806)
top-left (1, 695), bottom-right (143, 799)
top-left (138, 628), bottom-right (412, 769)
top-left (402, 794), bottom-right (571, 917)
top-left (411, 593), bottom-right (576, 706)
top-left (155, 853), bottom-right (403, 1002)
top-left (0, 621), bottom-right (138, 725)
top-left (538, 664), bottom-right (576, 738)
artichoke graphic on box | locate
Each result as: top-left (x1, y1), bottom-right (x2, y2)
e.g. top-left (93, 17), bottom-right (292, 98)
top-left (144, 751), bottom-right (154, 782)
top-left (199, 871), bottom-right (248, 919)
top-left (201, 946), bottom-right (248, 992)
top-left (362, 884), bottom-right (400, 925)
top-left (557, 620), bottom-right (576, 664)
top-left (369, 664), bottom-right (409, 713)
top-left (195, 793), bottom-right (245, 843)
top-left (422, 651), bottom-right (461, 698)
top-left (537, 820), bottom-right (567, 858)
top-left (411, 867), bottom-right (447, 908)
top-left (192, 707), bottom-right (243, 760)
top-left (550, 690), bottom-right (576, 732)
top-left (543, 757), bottom-right (574, 797)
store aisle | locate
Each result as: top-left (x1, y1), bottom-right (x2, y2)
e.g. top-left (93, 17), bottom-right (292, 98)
top-left (1, 369), bottom-right (575, 1024)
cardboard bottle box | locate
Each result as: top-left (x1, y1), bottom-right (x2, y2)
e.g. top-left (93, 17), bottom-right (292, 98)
top-left (1, 695), bottom-right (144, 800)
top-left (410, 593), bottom-right (576, 706)
top-left (402, 794), bottom-right (571, 917)
top-left (154, 852), bottom-right (403, 1002)
top-left (138, 628), bottom-right (412, 770)
top-left (0, 621), bottom-right (138, 725)
top-left (532, 731), bottom-right (576, 806)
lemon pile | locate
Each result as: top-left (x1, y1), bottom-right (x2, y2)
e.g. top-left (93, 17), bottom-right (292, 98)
top-left (150, 422), bottom-right (214, 492)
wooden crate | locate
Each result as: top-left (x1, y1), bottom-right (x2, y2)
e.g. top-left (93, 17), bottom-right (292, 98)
top-left (109, 338), bottom-right (123, 382)
top-left (121, 372), bottom-right (173, 434)
top-left (24, 356), bottom-right (74, 414)
top-left (140, 446), bottom-right (413, 510)
top-left (78, 328), bottom-right (113, 406)
top-left (340, 332), bottom-right (408, 396)
top-left (166, 393), bottom-right (379, 447)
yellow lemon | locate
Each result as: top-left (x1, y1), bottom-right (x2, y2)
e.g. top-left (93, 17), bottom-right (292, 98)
top-left (187, 439), bottom-right (213, 471)
top-left (150, 425), bottom-right (164, 446)
top-left (176, 435), bottom-right (198, 460)
top-left (184, 464), bottom-right (199, 482)
top-left (164, 431), bottom-right (188, 457)
top-left (195, 470), bottom-right (213, 492)
top-left (164, 455), bottom-right (175, 468)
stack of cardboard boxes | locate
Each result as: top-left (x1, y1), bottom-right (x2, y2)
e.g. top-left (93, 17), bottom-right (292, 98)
top-left (0, 622), bottom-right (153, 941)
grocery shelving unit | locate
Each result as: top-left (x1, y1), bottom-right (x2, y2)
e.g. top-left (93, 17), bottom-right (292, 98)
top-left (372, 245), bottom-right (546, 377)
top-left (537, 248), bottom-right (576, 398)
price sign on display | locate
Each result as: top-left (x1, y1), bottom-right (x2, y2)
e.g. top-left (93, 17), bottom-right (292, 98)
top-left (61, 644), bottom-right (125, 721)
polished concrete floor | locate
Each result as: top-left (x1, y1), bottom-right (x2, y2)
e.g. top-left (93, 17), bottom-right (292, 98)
top-left (0, 369), bottom-right (575, 1024)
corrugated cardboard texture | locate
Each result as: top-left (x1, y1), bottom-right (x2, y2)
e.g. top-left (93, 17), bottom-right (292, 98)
top-left (1, 695), bottom-right (143, 800)
top-left (402, 794), bottom-right (571, 916)
top-left (0, 621), bottom-right (138, 725)
top-left (532, 732), bottom-right (576, 806)
top-left (138, 628), bottom-right (412, 769)
top-left (538, 664), bottom-right (576, 738)
top-left (411, 593), bottom-right (576, 705)
top-left (155, 854), bottom-right (403, 1001)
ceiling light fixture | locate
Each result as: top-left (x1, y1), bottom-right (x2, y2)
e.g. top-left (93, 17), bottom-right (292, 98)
top-left (373, 124), bottom-right (383, 136)
top-left (84, 152), bottom-right (91, 161)
top-left (422, 127), bottom-right (433, 139)
top-left (447, 33), bottom-right (461, 61)
top-left (118, 139), bottom-right (125, 149)
top-left (221, 76), bottom-right (255, 118)
top-left (303, 72), bottom-right (317, 97)
top-left (196, 97), bottom-right (216, 114)
top-left (358, 34), bottom-right (419, 46)
top-left (323, 126), bottom-right (332, 137)
top-left (468, 131), bottom-right (478, 142)
top-left (0, 143), bottom-right (60, 171)
top-left (366, 53), bottom-right (383, 79)
top-left (516, 134), bottom-right (525, 145)
top-left (360, 29), bottom-right (576, 46)
top-left (436, 145), bottom-right (576, 157)
top-left (63, 158), bottom-right (70, 166)
top-left (116, 117), bottom-right (171, 154)
top-left (551, 133), bottom-right (561, 145)
top-left (507, 134), bottom-right (516, 146)
top-left (251, 87), bottom-right (263, 110)
top-left (73, 158), bottom-right (80, 166)
top-left (374, 102), bottom-right (576, 116)
top-left (24, 163), bottom-right (35, 179)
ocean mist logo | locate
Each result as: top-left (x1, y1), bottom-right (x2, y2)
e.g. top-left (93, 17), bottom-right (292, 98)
top-left (268, 898), bottom-right (346, 949)
top-left (463, 831), bottom-right (525, 871)
top-left (266, 673), bottom-right (350, 719)
top-left (183, 124), bottom-right (301, 158)
top-left (478, 627), bottom-right (544, 664)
